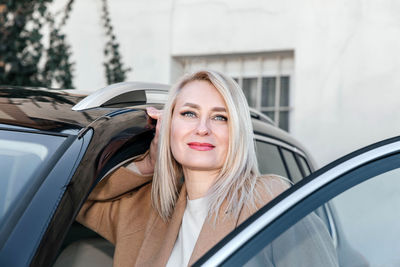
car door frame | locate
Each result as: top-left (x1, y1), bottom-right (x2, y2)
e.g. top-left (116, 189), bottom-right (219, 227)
top-left (0, 129), bottom-right (92, 267)
top-left (194, 135), bottom-right (400, 266)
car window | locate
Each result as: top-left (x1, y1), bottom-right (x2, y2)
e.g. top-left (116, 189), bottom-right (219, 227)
top-left (331, 168), bottom-right (400, 266)
top-left (216, 148), bottom-right (400, 267)
top-left (298, 155), bottom-right (311, 176)
top-left (0, 130), bottom-right (66, 225)
top-left (244, 212), bottom-right (338, 267)
top-left (255, 140), bottom-right (288, 177)
top-left (281, 148), bottom-right (303, 183)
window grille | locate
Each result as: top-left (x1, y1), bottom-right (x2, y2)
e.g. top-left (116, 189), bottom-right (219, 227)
top-left (173, 51), bottom-right (293, 131)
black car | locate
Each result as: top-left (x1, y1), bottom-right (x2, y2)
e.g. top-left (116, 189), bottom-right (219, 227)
top-left (2, 83), bottom-right (395, 267)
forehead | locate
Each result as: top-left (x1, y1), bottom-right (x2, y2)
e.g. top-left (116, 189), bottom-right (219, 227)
top-left (175, 80), bottom-right (227, 108)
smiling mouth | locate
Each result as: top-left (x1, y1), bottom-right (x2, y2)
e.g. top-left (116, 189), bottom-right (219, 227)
top-left (188, 142), bottom-right (215, 151)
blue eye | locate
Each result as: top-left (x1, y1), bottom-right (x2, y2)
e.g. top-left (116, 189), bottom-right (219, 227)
top-left (181, 111), bottom-right (196, 118)
top-left (214, 115), bottom-right (227, 121)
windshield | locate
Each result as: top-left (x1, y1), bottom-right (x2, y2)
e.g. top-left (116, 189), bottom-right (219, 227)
top-left (0, 129), bottom-right (67, 224)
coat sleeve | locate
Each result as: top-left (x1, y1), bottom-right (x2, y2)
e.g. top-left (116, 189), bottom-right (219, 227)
top-left (76, 167), bottom-right (153, 244)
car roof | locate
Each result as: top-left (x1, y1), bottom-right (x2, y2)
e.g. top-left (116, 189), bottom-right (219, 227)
top-left (0, 83), bottom-right (312, 160)
top-left (0, 86), bottom-right (110, 134)
top-left (252, 119), bottom-right (310, 155)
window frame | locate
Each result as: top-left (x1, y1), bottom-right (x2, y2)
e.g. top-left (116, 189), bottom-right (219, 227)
top-left (280, 147), bottom-right (304, 183)
top-left (0, 129), bottom-right (74, 248)
top-left (254, 134), bottom-right (310, 183)
top-left (173, 51), bottom-right (294, 131)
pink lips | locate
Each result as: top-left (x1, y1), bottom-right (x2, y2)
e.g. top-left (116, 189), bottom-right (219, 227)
top-left (188, 142), bottom-right (215, 151)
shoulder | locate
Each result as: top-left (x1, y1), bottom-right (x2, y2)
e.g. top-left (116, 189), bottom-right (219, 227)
top-left (252, 174), bottom-right (291, 207)
top-left (88, 166), bottom-right (153, 201)
top-left (254, 174), bottom-right (291, 203)
top-left (238, 175), bottom-right (291, 223)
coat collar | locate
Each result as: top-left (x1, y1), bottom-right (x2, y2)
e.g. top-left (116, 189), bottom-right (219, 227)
top-left (135, 184), bottom-right (187, 266)
top-left (188, 202), bottom-right (239, 265)
top-left (135, 184), bottom-right (243, 266)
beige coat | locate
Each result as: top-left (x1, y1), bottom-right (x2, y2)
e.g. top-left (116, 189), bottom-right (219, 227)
top-left (77, 167), bottom-right (285, 267)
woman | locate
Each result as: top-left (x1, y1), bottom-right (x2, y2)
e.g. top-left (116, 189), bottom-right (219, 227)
top-left (77, 70), bottom-right (291, 266)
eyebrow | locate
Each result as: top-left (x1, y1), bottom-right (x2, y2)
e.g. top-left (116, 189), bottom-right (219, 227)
top-left (182, 102), bottom-right (227, 112)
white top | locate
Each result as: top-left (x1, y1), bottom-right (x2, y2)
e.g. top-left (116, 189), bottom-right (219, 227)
top-left (126, 162), bottom-right (209, 266)
top-left (126, 161), bottom-right (141, 174)
top-left (166, 196), bottom-right (209, 267)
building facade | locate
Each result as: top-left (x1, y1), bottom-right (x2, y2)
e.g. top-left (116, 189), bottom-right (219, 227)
top-left (56, 0), bottom-right (400, 167)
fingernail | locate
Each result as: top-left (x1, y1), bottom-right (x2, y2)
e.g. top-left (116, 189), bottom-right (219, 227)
top-left (146, 107), bottom-right (155, 115)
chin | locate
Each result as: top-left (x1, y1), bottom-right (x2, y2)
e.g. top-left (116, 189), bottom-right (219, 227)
top-left (182, 162), bottom-right (222, 171)
top-left (173, 152), bottom-right (223, 171)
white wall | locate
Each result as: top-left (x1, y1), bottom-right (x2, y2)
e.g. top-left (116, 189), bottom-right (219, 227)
top-left (292, 0), bottom-right (400, 166)
top-left (170, 0), bottom-right (400, 166)
top-left (55, 0), bottom-right (400, 167)
top-left (52, 0), bottom-right (173, 90)
top-left (170, 0), bottom-right (296, 55)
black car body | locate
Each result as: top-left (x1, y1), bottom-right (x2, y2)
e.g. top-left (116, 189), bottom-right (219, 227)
top-left (0, 83), bottom-right (315, 266)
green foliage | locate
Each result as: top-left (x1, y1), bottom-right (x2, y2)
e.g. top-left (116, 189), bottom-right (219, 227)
top-left (0, 0), bottom-right (130, 89)
top-left (101, 0), bottom-right (131, 84)
top-left (0, 0), bottom-right (75, 88)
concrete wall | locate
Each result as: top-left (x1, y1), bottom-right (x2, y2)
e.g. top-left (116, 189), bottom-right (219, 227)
top-left (293, 0), bottom-right (400, 166)
top-left (54, 0), bottom-right (400, 167)
top-left (53, 0), bottom-right (173, 90)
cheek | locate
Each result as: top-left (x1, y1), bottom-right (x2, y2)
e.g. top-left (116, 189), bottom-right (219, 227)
top-left (216, 125), bottom-right (229, 154)
top-left (170, 116), bottom-right (186, 160)
top-left (170, 116), bottom-right (184, 143)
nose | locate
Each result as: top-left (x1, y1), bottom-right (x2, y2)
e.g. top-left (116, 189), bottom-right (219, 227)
top-left (195, 119), bottom-right (210, 136)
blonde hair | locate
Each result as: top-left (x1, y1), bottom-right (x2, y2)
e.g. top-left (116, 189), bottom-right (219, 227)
top-left (152, 69), bottom-right (265, 221)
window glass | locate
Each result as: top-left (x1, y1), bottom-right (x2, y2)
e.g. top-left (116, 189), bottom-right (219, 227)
top-left (179, 54), bottom-right (293, 132)
top-left (279, 76), bottom-right (290, 106)
top-left (298, 156), bottom-right (311, 176)
top-left (242, 162), bottom-right (400, 267)
top-left (255, 141), bottom-right (288, 177)
top-left (244, 212), bottom-right (338, 267)
top-left (242, 78), bottom-right (257, 108)
top-left (262, 111), bottom-right (274, 122)
top-left (0, 130), bottom-right (66, 223)
top-left (278, 111), bottom-right (289, 131)
top-left (261, 77), bottom-right (276, 107)
top-left (281, 149), bottom-right (303, 183)
top-left (332, 168), bottom-right (400, 266)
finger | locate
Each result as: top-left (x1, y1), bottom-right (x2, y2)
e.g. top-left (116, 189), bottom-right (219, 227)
top-left (146, 107), bottom-right (162, 119)
top-left (153, 113), bottom-right (162, 142)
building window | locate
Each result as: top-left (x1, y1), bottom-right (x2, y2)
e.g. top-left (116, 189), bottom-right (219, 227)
top-left (237, 75), bottom-right (290, 130)
top-left (172, 51), bottom-right (294, 131)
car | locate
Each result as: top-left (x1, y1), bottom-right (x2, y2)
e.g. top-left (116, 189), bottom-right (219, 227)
top-left (1, 82), bottom-right (397, 266)
top-left (194, 135), bottom-right (400, 266)
top-left (0, 82), bottom-right (314, 266)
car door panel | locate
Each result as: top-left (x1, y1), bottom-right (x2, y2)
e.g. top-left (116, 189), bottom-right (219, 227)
top-left (195, 137), bottom-right (400, 267)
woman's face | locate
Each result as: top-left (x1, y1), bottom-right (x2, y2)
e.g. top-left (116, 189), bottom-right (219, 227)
top-left (170, 80), bottom-right (229, 172)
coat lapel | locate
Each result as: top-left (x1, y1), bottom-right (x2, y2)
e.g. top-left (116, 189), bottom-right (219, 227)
top-left (135, 185), bottom-right (187, 267)
top-left (135, 185), bottom-right (248, 266)
top-left (188, 200), bottom-right (242, 266)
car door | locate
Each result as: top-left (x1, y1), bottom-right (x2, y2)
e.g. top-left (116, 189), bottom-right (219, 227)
top-left (194, 135), bottom-right (400, 267)
top-left (0, 128), bottom-right (93, 267)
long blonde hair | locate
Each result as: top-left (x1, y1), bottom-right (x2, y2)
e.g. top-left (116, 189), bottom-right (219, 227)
top-left (151, 69), bottom-right (262, 221)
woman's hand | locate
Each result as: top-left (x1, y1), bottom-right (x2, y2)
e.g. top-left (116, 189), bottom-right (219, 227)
top-left (134, 107), bottom-right (162, 175)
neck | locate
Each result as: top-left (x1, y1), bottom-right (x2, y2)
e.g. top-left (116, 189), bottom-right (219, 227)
top-left (183, 168), bottom-right (219, 200)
